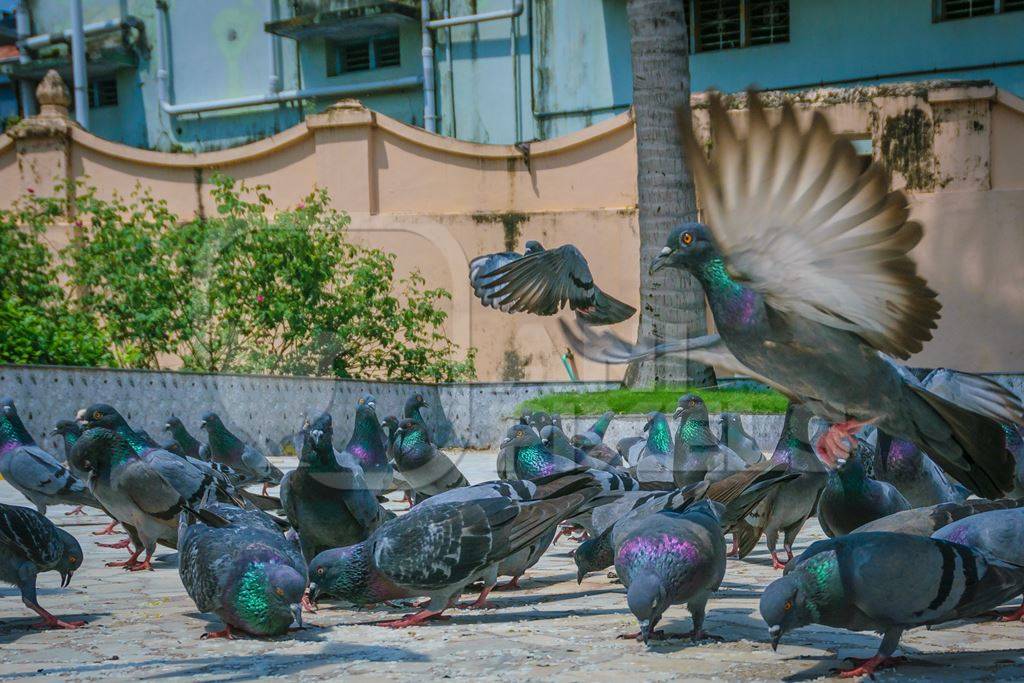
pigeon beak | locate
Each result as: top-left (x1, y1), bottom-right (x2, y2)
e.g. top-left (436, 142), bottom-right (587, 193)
top-left (673, 407), bottom-right (684, 419)
top-left (639, 619), bottom-right (652, 645)
top-left (163, 423), bottom-right (171, 432)
top-left (60, 571), bottom-right (73, 588)
top-left (49, 427), bottom-right (60, 437)
top-left (308, 582), bottom-right (321, 603)
top-left (649, 248), bottom-right (672, 275)
top-left (576, 568), bottom-right (585, 585)
top-left (769, 625), bottom-right (782, 651)
top-left (291, 603), bottom-right (303, 629)
top-left (499, 437), bottom-right (512, 449)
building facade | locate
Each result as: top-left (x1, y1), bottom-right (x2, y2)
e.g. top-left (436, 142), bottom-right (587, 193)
top-left (1, 1), bottom-right (1022, 149)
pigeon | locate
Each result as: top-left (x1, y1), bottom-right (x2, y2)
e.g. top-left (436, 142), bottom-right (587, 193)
top-left (164, 416), bottom-right (207, 461)
top-left (634, 412), bottom-right (675, 489)
top-left (614, 500), bottom-right (727, 643)
top-left (279, 412), bottom-right (392, 562)
top-left (719, 413), bottom-right (763, 465)
top-left (763, 532), bottom-right (1024, 677)
top-left (178, 501), bottom-right (307, 638)
top-left (0, 399), bottom-right (99, 515)
top-left (0, 502), bottom-right (85, 629)
top-left (638, 92), bottom-right (1019, 499)
top-left (470, 241), bottom-right (635, 325)
top-left (392, 418), bottom-right (469, 504)
top-left (616, 434), bottom-right (647, 469)
top-left (1004, 423), bottom-right (1024, 497)
top-left (873, 432), bottom-right (966, 507)
top-left (573, 411), bottom-right (615, 452)
top-left (501, 424), bottom-right (580, 479)
top-left (51, 420), bottom-right (82, 468)
top-left (381, 415), bottom-right (400, 461)
top-left (201, 412), bottom-right (283, 494)
top-left (817, 444), bottom-right (911, 537)
top-left (339, 394), bottom-right (393, 496)
top-left (308, 469), bottom-right (602, 626)
top-left (402, 392), bottom-right (454, 447)
top-left (540, 425), bottom-right (619, 473)
top-left (852, 497), bottom-right (1024, 536)
top-left (733, 404), bottom-right (827, 568)
top-left (68, 427), bottom-right (237, 571)
top-left (673, 394), bottom-right (747, 486)
top-left (932, 507), bottom-right (1024, 621)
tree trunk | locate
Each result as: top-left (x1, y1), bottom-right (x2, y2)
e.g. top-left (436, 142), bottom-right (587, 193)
top-left (624, 0), bottom-right (715, 389)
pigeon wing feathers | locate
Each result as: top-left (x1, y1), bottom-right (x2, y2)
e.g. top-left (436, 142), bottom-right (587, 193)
top-left (6, 445), bottom-right (84, 497)
top-left (681, 93), bottom-right (940, 359)
top-left (115, 458), bottom-right (191, 520)
top-left (0, 504), bottom-right (62, 566)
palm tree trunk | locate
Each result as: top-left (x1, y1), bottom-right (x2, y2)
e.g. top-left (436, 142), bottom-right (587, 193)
top-left (624, 0), bottom-right (715, 388)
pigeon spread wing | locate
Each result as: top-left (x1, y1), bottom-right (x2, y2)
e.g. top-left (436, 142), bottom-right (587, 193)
top-left (680, 93), bottom-right (940, 360)
top-left (480, 245), bottom-right (635, 324)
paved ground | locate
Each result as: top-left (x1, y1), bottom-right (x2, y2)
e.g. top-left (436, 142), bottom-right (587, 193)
top-left (2, 452), bottom-right (1023, 681)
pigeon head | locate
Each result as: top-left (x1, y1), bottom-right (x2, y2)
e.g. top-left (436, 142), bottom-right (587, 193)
top-left (500, 424), bottom-right (541, 450)
top-left (523, 240), bottom-right (544, 254)
top-left (199, 411), bottom-right (223, 433)
top-left (308, 544), bottom-right (372, 605)
top-left (83, 403), bottom-right (131, 431)
top-left (625, 572), bottom-right (670, 645)
top-left (650, 222), bottom-right (718, 275)
top-left (229, 559), bottom-right (306, 635)
top-left (674, 394), bottom-right (708, 421)
top-left (51, 419), bottom-right (82, 438)
top-left (404, 393), bottom-right (426, 411)
top-left (574, 534), bottom-right (614, 584)
top-left (396, 418), bottom-right (427, 447)
top-left (528, 411), bottom-right (552, 429)
top-left (720, 413), bottom-right (741, 429)
top-left (759, 573), bottom-right (812, 651)
top-left (0, 398), bottom-right (33, 446)
top-left (164, 415), bottom-right (184, 433)
top-left (55, 527), bottom-right (83, 588)
top-left (381, 415), bottom-right (399, 436)
top-left (300, 413), bottom-right (334, 466)
top-left (68, 427), bottom-right (134, 474)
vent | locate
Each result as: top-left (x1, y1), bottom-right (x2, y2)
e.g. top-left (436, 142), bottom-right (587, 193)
top-left (697, 0), bottom-right (741, 52)
top-left (748, 0), bottom-right (789, 45)
top-left (88, 79), bottom-right (118, 108)
top-left (326, 33), bottom-right (401, 77)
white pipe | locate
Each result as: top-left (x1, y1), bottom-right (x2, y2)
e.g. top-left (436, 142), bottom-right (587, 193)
top-left (156, 1), bottom-right (172, 107)
top-left (14, 2), bottom-right (34, 117)
top-left (20, 18), bottom-right (129, 50)
top-left (426, 0), bottom-right (524, 29)
top-left (70, 0), bottom-right (88, 128)
top-left (421, 0), bottom-right (437, 132)
top-left (267, 0), bottom-right (281, 94)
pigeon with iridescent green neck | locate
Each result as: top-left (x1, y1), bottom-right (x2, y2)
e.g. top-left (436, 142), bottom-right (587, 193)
top-left (0, 399), bottom-right (98, 515)
top-left (393, 419), bottom-right (468, 504)
top-left (574, 411), bottom-right (615, 452)
top-left (635, 412), bottom-right (675, 488)
top-left (502, 424), bottom-right (579, 480)
top-left (178, 501), bottom-right (306, 638)
top-left (50, 420), bottom-right (81, 467)
top-left (763, 532), bottom-right (1024, 677)
top-left (673, 394), bottom-right (747, 487)
top-left (817, 444), bottom-right (911, 538)
top-left (201, 412), bottom-right (283, 494)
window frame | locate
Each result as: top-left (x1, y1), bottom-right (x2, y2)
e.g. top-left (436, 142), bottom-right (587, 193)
top-left (686, 0), bottom-right (790, 54)
top-left (933, 0), bottom-right (1022, 22)
top-left (87, 78), bottom-right (118, 109)
top-left (325, 32), bottom-right (401, 78)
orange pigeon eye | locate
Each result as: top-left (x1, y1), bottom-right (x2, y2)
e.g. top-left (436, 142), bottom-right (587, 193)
top-left (681, 232), bottom-right (693, 246)
top-left (275, 587), bottom-right (285, 597)
top-left (784, 600), bottom-right (793, 611)
top-left (93, 411), bottom-right (102, 420)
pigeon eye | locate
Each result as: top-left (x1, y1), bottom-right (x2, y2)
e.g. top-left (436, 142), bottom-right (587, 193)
top-left (317, 567), bottom-right (325, 575)
top-left (275, 587), bottom-right (285, 597)
top-left (92, 411), bottom-right (102, 420)
top-left (69, 557), bottom-right (77, 564)
top-left (784, 600), bottom-right (792, 611)
top-left (681, 232), bottom-right (693, 246)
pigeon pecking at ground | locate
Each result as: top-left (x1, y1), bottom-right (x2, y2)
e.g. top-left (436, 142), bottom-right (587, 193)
top-left (719, 413), bottom-right (763, 466)
top-left (392, 418), bottom-right (469, 504)
top-left (201, 412), bottom-right (283, 495)
top-left (469, 241), bottom-right (636, 325)
top-left (614, 499), bottom-right (727, 644)
top-left (0, 501), bottom-right (85, 629)
top-left (307, 468), bottom-right (603, 627)
top-left (763, 531), bottom-right (1024, 677)
top-left (0, 399), bottom-right (99, 516)
top-left (178, 500), bottom-right (307, 639)
top-left (673, 394), bottom-right (748, 487)
top-left (279, 412), bottom-right (392, 562)
top-left (817, 443), bottom-right (911, 537)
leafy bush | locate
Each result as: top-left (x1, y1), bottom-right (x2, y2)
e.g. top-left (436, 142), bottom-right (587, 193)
top-left (1, 176), bottom-right (475, 382)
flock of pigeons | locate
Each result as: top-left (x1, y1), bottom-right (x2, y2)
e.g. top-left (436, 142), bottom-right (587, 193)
top-left (3, 91), bottom-right (1024, 677)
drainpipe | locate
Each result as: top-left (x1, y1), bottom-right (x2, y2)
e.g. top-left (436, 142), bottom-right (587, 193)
top-left (70, 0), bottom-right (88, 128)
top-left (14, 2), bottom-right (34, 117)
top-left (19, 17), bottom-right (138, 51)
top-left (156, 1), bottom-right (172, 108)
top-left (425, 0), bottom-right (524, 29)
top-left (421, 0), bottom-right (437, 133)
top-left (267, 0), bottom-right (281, 94)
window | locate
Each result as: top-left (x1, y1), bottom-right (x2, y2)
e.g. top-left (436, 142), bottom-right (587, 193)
top-left (88, 79), bottom-right (118, 108)
top-left (326, 33), bottom-right (400, 77)
top-left (935, 0), bottom-right (1022, 20)
top-left (685, 0), bottom-right (789, 53)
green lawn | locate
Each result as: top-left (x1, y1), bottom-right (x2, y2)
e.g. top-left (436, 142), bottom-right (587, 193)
top-left (516, 386), bottom-right (789, 417)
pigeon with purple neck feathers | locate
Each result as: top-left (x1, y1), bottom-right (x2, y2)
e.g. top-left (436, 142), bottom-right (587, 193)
top-left (763, 532), bottom-right (1024, 677)
top-left (0, 399), bottom-right (99, 515)
top-left (339, 394), bottom-right (393, 496)
top-left (0, 502), bottom-right (85, 629)
top-left (817, 443), bottom-right (911, 537)
top-left (614, 499), bottom-right (727, 644)
top-left (471, 241), bottom-right (635, 325)
top-left (201, 412), bottom-right (283, 494)
top-left (873, 432), bottom-right (966, 507)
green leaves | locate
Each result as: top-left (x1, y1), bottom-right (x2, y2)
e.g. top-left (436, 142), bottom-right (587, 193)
top-left (1, 174), bottom-right (475, 382)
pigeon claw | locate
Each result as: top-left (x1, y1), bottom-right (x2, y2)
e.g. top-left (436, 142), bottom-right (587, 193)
top-left (374, 609), bottom-right (449, 628)
top-left (491, 575), bottom-right (522, 592)
top-left (816, 419), bottom-right (872, 467)
top-left (31, 617), bottom-right (86, 630)
top-left (64, 506), bottom-right (87, 516)
top-left (201, 626), bottom-right (236, 640)
top-left (92, 520), bottom-right (123, 536)
top-left (301, 593), bottom-right (318, 613)
top-left (835, 655), bottom-right (908, 678)
top-left (681, 629), bottom-right (723, 643)
top-left (96, 538), bottom-right (132, 550)
top-left (996, 602), bottom-right (1024, 622)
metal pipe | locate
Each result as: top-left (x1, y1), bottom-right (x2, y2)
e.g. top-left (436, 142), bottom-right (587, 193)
top-left (445, 1), bottom-right (455, 137)
top-left (70, 0), bottom-right (88, 128)
top-left (421, 0), bottom-right (437, 132)
top-left (14, 2), bottom-right (34, 117)
top-left (156, 1), bottom-right (172, 108)
top-left (268, 0), bottom-right (281, 94)
top-left (426, 0), bottom-right (524, 29)
top-left (20, 18), bottom-right (130, 50)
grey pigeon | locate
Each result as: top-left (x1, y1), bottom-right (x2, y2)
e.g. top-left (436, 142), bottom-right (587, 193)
top-left (873, 432), bottom-right (966, 507)
top-left (403, 392), bottom-right (455, 448)
top-left (573, 411), bottom-right (615, 451)
top-left (719, 413), bottom-right (763, 465)
top-left (1005, 423), bottom-right (1024, 497)
top-left (614, 500), bottom-right (727, 643)
top-left (932, 507), bottom-right (1024, 621)
top-left (734, 404), bottom-right (826, 568)
top-left (763, 532), bottom-right (1024, 677)
top-left (616, 435), bottom-right (647, 468)
top-left (634, 412), bottom-right (675, 488)
top-left (69, 427), bottom-right (237, 571)
top-left (0, 399), bottom-right (99, 515)
top-left (0, 502), bottom-right (85, 629)
top-left (393, 418), bottom-right (469, 503)
top-left (201, 412), bottom-right (283, 494)
top-left (51, 420), bottom-right (82, 469)
top-left (279, 412), bottom-right (392, 562)
top-left (540, 425), bottom-right (619, 473)
top-left (674, 394), bottom-right (747, 486)
top-left (817, 444), bottom-right (911, 537)
top-left (852, 497), bottom-right (1024, 536)
top-left (178, 501), bottom-right (306, 638)
top-left (338, 394), bottom-right (393, 496)
top-left (471, 241), bottom-right (635, 325)
top-left (164, 416), bottom-right (207, 461)
top-left (639, 93), bottom-right (1021, 499)
top-left (308, 469), bottom-right (602, 626)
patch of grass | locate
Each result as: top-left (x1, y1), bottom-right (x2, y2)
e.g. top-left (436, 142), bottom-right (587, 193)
top-left (516, 386), bottom-right (789, 417)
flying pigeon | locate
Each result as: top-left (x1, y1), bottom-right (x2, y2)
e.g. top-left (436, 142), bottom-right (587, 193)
top-left (307, 469), bottom-right (602, 627)
top-left (614, 500), bottom-right (727, 643)
top-left (0, 399), bottom-right (99, 515)
top-left (673, 394), bottom-right (747, 486)
top-left (201, 412), bottom-right (283, 494)
top-left (0, 502), bottom-right (85, 629)
top-left (279, 412), bottom-right (392, 562)
top-left (470, 241), bottom-right (636, 325)
top-left (873, 432), bottom-right (966, 507)
top-left (164, 416), bottom-right (208, 461)
top-left (339, 394), bottom-right (393, 496)
top-left (178, 500), bottom-right (307, 638)
top-left (852, 497), bottom-right (1023, 536)
top-left (763, 532), bottom-right (1024, 677)
top-left (817, 444), bottom-right (911, 537)
top-left (392, 418), bottom-right (469, 504)
top-left (719, 413), bottom-right (763, 465)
